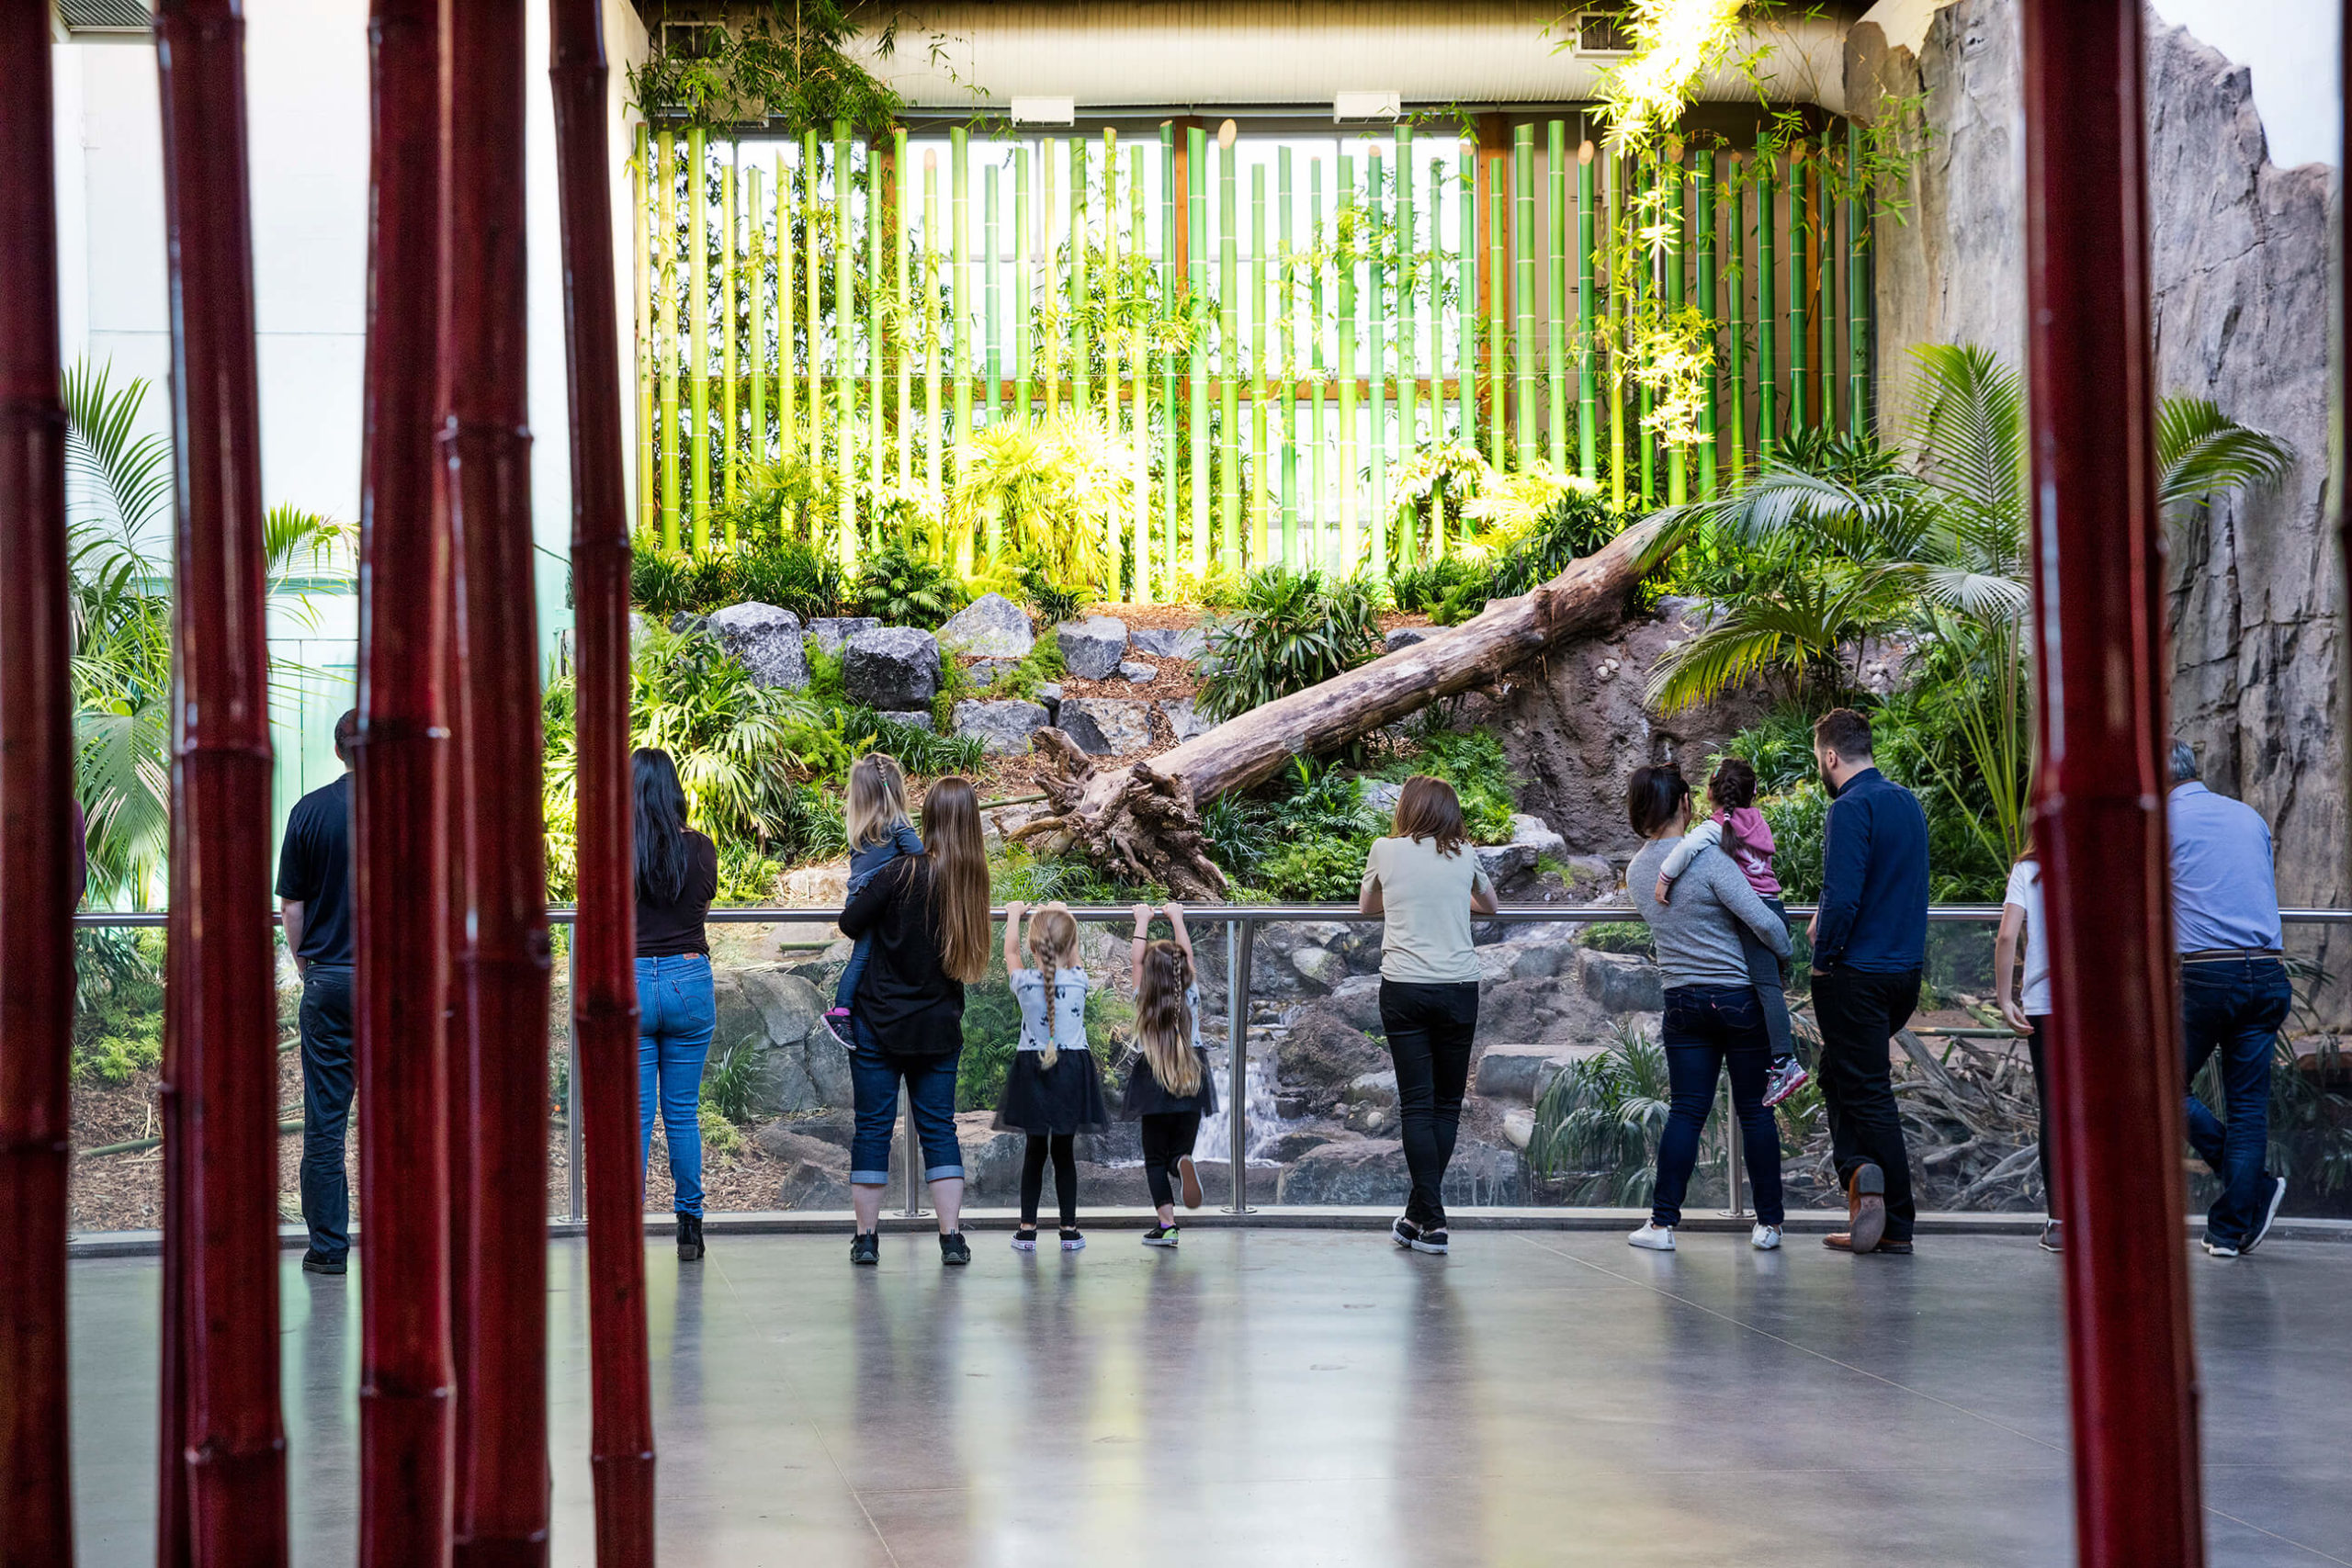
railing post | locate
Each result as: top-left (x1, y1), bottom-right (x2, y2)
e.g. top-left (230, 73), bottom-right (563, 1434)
top-left (898, 1084), bottom-right (926, 1217)
top-left (567, 936), bottom-right (582, 1224)
top-left (1225, 918), bottom-right (1255, 1214)
top-left (1719, 1077), bottom-right (1747, 1219)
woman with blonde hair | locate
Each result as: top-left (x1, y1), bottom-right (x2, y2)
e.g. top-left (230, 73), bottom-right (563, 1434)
top-left (994, 901), bottom-right (1110, 1251)
top-left (1119, 903), bottom-right (1216, 1247)
top-left (821, 753), bottom-right (925, 1048)
top-left (1359, 776), bottom-right (1498, 1255)
top-left (838, 775), bottom-right (991, 1266)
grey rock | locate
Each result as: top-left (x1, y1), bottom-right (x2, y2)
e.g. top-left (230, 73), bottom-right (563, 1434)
top-left (1035, 682), bottom-right (1063, 719)
top-left (1562, 854), bottom-right (1615, 888)
top-left (1116, 660), bottom-right (1159, 683)
top-left (1385, 626), bottom-right (1433, 654)
top-left (1053, 697), bottom-right (1154, 756)
top-left (843, 626), bottom-right (940, 711)
top-left (1275, 1012), bottom-right (1387, 1113)
top-left (1509, 813), bottom-right (1568, 862)
top-left (1343, 1070), bottom-right (1398, 1108)
top-left (706, 602), bottom-right (808, 689)
top-left (1275, 1138), bottom-right (1407, 1206)
top-left (1291, 945), bottom-right (1347, 991)
top-left (1579, 949), bottom-right (1665, 1015)
top-left (1056, 615), bottom-right (1129, 680)
top-left (1261, 1128), bottom-right (1335, 1163)
top-left (964, 657), bottom-right (1022, 689)
top-left (1475, 843), bottom-right (1536, 886)
top-left (1159, 698), bottom-right (1215, 743)
top-left (934, 592), bottom-right (1035, 658)
top-left (668, 611), bottom-right (709, 635)
top-left (714, 968), bottom-right (851, 1117)
top-left (1475, 1043), bottom-right (1603, 1102)
top-left (876, 709), bottom-right (935, 733)
top-left (754, 1125), bottom-right (853, 1210)
top-left (952, 699), bottom-right (1051, 757)
top-left (1360, 778), bottom-right (1403, 818)
top-left (1344, 1100), bottom-right (1395, 1135)
top-left (808, 615), bottom-right (880, 655)
top-left (1131, 626), bottom-right (1207, 660)
top-left (1316, 975), bottom-right (1387, 1032)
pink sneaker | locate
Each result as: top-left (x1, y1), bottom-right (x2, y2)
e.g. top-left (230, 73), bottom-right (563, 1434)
top-left (1762, 1055), bottom-right (1809, 1108)
top-left (820, 1009), bottom-right (856, 1049)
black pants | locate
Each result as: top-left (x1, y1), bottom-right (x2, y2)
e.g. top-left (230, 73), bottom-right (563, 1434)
top-left (1139, 1111), bottom-right (1202, 1209)
top-left (1020, 1134), bottom-right (1078, 1228)
top-left (2025, 1015), bottom-right (2055, 1220)
top-left (1735, 896), bottom-right (1796, 1060)
top-left (1811, 967), bottom-right (1920, 1243)
top-left (296, 964), bottom-right (356, 1265)
top-left (1379, 978), bottom-right (1480, 1228)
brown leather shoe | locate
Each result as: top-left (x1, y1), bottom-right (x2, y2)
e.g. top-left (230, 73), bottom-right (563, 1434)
top-left (1824, 1232), bottom-right (1914, 1255)
top-left (1840, 1163), bottom-right (1887, 1254)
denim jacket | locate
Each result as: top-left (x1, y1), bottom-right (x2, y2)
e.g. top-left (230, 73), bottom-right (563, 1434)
top-left (847, 822), bottom-right (926, 897)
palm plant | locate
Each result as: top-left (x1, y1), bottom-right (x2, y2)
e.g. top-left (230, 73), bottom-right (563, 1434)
top-left (1648, 344), bottom-right (2291, 866)
top-left (949, 414), bottom-right (1126, 592)
top-left (1194, 568), bottom-right (1385, 723)
top-left (1525, 1021), bottom-right (1691, 1208)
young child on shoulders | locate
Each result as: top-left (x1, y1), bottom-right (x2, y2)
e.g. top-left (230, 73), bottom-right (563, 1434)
top-left (1653, 756), bottom-right (1807, 1107)
top-left (823, 754), bottom-right (925, 1050)
top-left (994, 900), bottom-right (1111, 1251)
top-left (1119, 902), bottom-right (1216, 1247)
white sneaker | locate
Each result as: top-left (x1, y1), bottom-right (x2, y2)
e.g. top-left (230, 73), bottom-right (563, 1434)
top-left (1750, 1224), bottom-right (1782, 1250)
top-left (2202, 1237), bottom-right (2240, 1258)
top-left (1627, 1222), bottom-right (1675, 1251)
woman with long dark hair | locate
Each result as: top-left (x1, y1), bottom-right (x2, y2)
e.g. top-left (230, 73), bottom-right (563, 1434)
top-left (1358, 776), bottom-right (1498, 1256)
top-left (634, 746), bottom-right (719, 1260)
top-left (837, 774), bottom-right (991, 1266)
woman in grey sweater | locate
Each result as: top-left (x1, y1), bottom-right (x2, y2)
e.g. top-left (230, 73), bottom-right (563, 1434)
top-left (1623, 763), bottom-right (1791, 1252)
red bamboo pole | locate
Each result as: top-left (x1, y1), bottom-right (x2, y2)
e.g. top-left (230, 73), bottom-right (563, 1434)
top-left (444, 1), bottom-right (553, 1561)
top-left (356, 0), bottom-right (456, 1561)
top-left (2019, 5), bottom-right (2204, 1566)
top-left (153, 1), bottom-right (292, 1560)
top-left (548, 2), bottom-right (656, 1560)
top-left (0, 0), bottom-right (80, 1555)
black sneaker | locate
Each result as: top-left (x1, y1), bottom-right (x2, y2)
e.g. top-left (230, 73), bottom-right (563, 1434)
top-left (1058, 1227), bottom-right (1086, 1252)
top-left (1391, 1216), bottom-right (1420, 1249)
top-left (1410, 1225), bottom-right (1451, 1256)
top-left (939, 1231), bottom-right (972, 1266)
top-left (300, 1252), bottom-right (346, 1277)
top-left (677, 1213), bottom-right (705, 1261)
top-left (2243, 1175), bottom-right (2290, 1255)
top-left (850, 1231), bottom-right (880, 1266)
top-left (1142, 1224), bottom-right (1180, 1248)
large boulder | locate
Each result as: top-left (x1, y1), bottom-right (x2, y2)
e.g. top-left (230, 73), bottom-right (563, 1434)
top-left (952, 698), bottom-right (1051, 756)
top-left (843, 626), bottom-right (939, 711)
top-left (754, 1123), bottom-right (853, 1210)
top-left (1275, 1011), bottom-right (1388, 1114)
top-left (877, 709), bottom-right (935, 733)
top-left (1475, 842), bottom-right (1536, 886)
top-left (934, 592), bottom-right (1035, 658)
top-left (1116, 660), bottom-right (1158, 683)
top-left (1053, 698), bottom-right (1154, 756)
top-left (1509, 813), bottom-right (1568, 862)
top-left (1056, 615), bottom-right (1129, 680)
top-left (707, 602), bottom-right (808, 689)
top-left (1385, 626), bottom-right (1433, 654)
top-left (1579, 948), bottom-right (1665, 1015)
top-left (1474, 1042), bottom-right (1604, 1101)
top-left (1275, 1139), bottom-right (1407, 1205)
top-left (1035, 682), bottom-right (1063, 721)
top-left (1131, 626), bottom-right (1206, 660)
top-left (1159, 698), bottom-right (1215, 743)
top-left (712, 967), bottom-right (851, 1116)
top-left (808, 615), bottom-right (880, 656)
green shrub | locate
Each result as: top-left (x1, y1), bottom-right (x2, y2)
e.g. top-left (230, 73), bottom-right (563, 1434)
top-left (630, 535), bottom-right (848, 623)
top-left (1388, 556), bottom-right (1489, 615)
top-left (74, 928), bottom-right (165, 1087)
top-left (854, 541), bottom-right (967, 630)
top-left (1257, 838), bottom-right (1370, 900)
top-left (732, 538), bottom-right (847, 622)
top-left (804, 637), bottom-right (844, 701)
top-left (1013, 557), bottom-right (1088, 626)
top-left (701, 1038), bottom-right (764, 1124)
top-left (978, 633), bottom-right (1064, 702)
top-left (1379, 727), bottom-right (1520, 843)
top-left (715, 840), bottom-right (786, 905)
top-left (1196, 568), bottom-right (1385, 723)
top-left (1580, 921), bottom-right (1653, 955)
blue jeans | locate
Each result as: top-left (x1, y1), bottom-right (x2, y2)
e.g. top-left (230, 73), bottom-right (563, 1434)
top-left (848, 1027), bottom-right (965, 1187)
top-left (1653, 983), bottom-right (1785, 1228)
top-left (637, 953), bottom-right (717, 1217)
top-left (833, 939), bottom-right (871, 1011)
top-left (297, 964), bottom-right (356, 1264)
top-left (2182, 955), bottom-right (2292, 1247)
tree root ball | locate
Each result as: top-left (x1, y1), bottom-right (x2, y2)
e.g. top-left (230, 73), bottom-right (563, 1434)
top-left (1009, 729), bottom-right (1230, 900)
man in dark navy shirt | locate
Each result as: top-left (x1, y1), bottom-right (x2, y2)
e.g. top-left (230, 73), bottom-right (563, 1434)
top-left (1806, 708), bottom-right (1929, 1256)
top-left (276, 709), bottom-right (357, 1275)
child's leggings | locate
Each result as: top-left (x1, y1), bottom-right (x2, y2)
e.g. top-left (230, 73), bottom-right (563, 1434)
top-left (1735, 895), bottom-right (1796, 1059)
top-left (1139, 1111), bottom-right (1203, 1209)
top-left (1020, 1134), bottom-right (1078, 1228)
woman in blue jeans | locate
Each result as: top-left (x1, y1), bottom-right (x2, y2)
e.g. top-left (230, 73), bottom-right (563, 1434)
top-left (634, 748), bottom-right (718, 1260)
top-left (836, 775), bottom-right (992, 1267)
top-left (1623, 763), bottom-right (1791, 1252)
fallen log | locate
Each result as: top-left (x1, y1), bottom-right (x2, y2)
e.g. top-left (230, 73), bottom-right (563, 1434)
top-left (1012, 518), bottom-right (1672, 897)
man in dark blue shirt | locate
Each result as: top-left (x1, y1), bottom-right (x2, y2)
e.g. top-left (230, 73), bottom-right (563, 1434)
top-left (1806, 708), bottom-right (1929, 1255)
top-left (275, 709), bottom-right (357, 1275)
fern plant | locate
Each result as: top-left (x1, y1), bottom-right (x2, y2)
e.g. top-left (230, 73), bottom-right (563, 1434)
top-left (1195, 569), bottom-right (1385, 723)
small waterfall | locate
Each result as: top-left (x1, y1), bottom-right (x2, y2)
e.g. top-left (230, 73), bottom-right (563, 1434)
top-left (1195, 1047), bottom-right (1288, 1165)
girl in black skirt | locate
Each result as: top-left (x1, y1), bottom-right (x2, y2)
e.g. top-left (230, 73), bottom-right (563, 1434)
top-left (1120, 902), bottom-right (1217, 1248)
top-left (995, 900), bottom-right (1110, 1251)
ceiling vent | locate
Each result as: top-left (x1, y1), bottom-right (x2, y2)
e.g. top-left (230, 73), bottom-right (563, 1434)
top-left (57, 0), bottom-right (151, 33)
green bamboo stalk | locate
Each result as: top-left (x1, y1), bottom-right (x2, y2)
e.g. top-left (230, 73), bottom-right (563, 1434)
top-left (1546, 120), bottom-right (1566, 473)
top-left (1665, 142), bottom-right (1685, 508)
top-left (1756, 139), bottom-right (1778, 456)
top-left (1486, 152), bottom-right (1506, 472)
top-left (688, 128), bottom-right (710, 550)
top-left (1727, 152), bottom-right (1746, 484)
top-left (658, 130), bottom-right (679, 547)
top-left (1694, 149), bottom-right (1716, 500)
top-left (1250, 160), bottom-right (1269, 569)
top-left (834, 121), bottom-right (854, 567)
top-left (1847, 118), bottom-right (1869, 435)
top-left (1603, 147), bottom-right (1622, 505)
top-left (635, 124), bottom-right (654, 538)
top-left (1070, 138), bottom-right (1089, 419)
top-left (984, 158), bottom-right (1001, 557)
top-left (895, 128), bottom-right (911, 487)
top-left (1160, 123), bottom-right (1179, 578)
top-left (1187, 124), bottom-right (1208, 577)
top-left (1393, 129), bottom-right (1414, 570)
top-left (1280, 144), bottom-right (1298, 570)
top-left (1043, 139), bottom-right (1059, 418)
top-left (804, 130), bottom-right (821, 487)
top-left (1457, 145), bottom-right (1476, 465)
top-left (924, 149), bottom-right (944, 519)
top-left (1817, 141), bottom-right (1837, 435)
top-left (1788, 141), bottom-right (1809, 434)
top-left (1015, 146), bottom-right (1032, 423)
top-left (748, 166), bottom-right (767, 484)
top-left (1310, 159), bottom-right (1327, 570)
top-left (1129, 144), bottom-right (1150, 602)
top-left (1512, 126), bottom-right (1535, 470)
top-left (1634, 154), bottom-right (1652, 507)
top-left (722, 154), bottom-right (739, 527)
top-left (1336, 150), bottom-right (1358, 570)
top-left (776, 151), bottom-right (795, 470)
top-left (1367, 146), bottom-right (1387, 577)
top-left (1219, 123), bottom-right (1240, 572)
top-left (866, 144), bottom-right (883, 523)
top-left (1104, 131), bottom-right (1124, 580)
top-left (1427, 154), bottom-right (1445, 555)
top-left (1576, 140), bottom-right (1597, 482)
top-left (953, 128), bottom-right (972, 501)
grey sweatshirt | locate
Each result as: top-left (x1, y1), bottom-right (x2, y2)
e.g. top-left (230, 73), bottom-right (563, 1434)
top-left (1627, 835), bottom-right (1792, 989)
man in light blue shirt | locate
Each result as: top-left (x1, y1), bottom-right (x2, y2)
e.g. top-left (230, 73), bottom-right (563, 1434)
top-left (2167, 739), bottom-right (2290, 1258)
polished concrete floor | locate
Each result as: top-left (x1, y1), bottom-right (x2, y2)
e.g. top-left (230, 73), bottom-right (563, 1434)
top-left (68, 1229), bottom-right (2351, 1566)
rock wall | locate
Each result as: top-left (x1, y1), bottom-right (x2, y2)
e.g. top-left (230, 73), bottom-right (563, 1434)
top-left (1851, 0), bottom-right (2344, 942)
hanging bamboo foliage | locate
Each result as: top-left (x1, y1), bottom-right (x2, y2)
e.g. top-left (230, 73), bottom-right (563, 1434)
top-left (1664, 141), bottom-right (1685, 507)
top-left (1604, 148), bottom-right (1623, 504)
